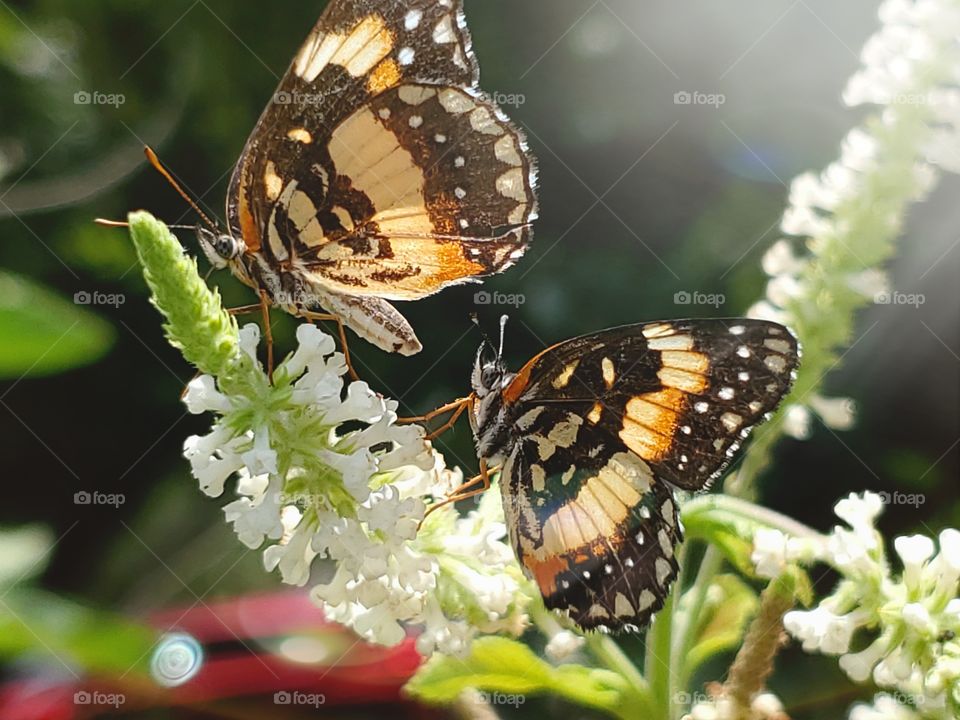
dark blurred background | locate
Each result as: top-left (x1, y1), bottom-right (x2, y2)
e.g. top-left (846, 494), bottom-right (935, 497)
top-left (0, 0), bottom-right (957, 717)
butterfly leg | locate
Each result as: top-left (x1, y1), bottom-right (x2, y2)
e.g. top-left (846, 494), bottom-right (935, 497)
top-left (258, 291), bottom-right (275, 382)
top-left (227, 304), bottom-right (263, 317)
top-left (399, 395), bottom-right (474, 441)
top-left (420, 459), bottom-right (499, 526)
top-left (299, 311), bottom-right (360, 383)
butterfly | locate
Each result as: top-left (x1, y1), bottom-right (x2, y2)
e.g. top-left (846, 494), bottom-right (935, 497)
top-left (172, 0), bottom-right (538, 356)
top-left (423, 318), bottom-right (800, 631)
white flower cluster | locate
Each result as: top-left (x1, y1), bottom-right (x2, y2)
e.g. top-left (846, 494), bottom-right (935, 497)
top-left (749, 0), bottom-right (960, 441)
top-left (752, 492), bottom-right (959, 716)
top-left (183, 324), bottom-right (531, 655)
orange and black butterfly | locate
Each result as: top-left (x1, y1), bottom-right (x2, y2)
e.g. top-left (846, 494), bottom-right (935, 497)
top-left (159, 0), bottom-right (538, 356)
top-left (427, 318), bottom-right (799, 631)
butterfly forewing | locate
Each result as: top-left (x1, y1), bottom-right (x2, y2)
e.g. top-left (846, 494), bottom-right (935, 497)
top-left (495, 319), bottom-right (799, 630)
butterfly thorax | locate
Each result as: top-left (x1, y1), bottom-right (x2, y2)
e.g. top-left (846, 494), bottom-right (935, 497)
top-left (470, 350), bottom-right (517, 466)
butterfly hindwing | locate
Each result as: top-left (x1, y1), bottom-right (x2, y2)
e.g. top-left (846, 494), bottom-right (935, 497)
top-left (501, 410), bottom-right (682, 631)
top-left (295, 84), bottom-right (535, 299)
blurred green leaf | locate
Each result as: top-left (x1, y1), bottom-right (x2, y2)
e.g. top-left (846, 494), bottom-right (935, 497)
top-left (0, 270), bottom-right (115, 378)
top-left (0, 588), bottom-right (155, 675)
top-left (0, 525), bottom-right (53, 587)
top-left (405, 636), bottom-right (646, 719)
top-left (682, 502), bottom-right (757, 576)
top-left (686, 574), bottom-right (758, 676)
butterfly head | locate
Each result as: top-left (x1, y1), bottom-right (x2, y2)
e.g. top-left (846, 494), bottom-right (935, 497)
top-left (470, 315), bottom-right (515, 461)
top-left (197, 226), bottom-right (244, 270)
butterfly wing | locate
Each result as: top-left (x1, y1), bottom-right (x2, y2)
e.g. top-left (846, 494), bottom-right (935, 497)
top-left (227, 0), bottom-right (537, 300)
top-left (500, 418), bottom-right (682, 631)
top-left (498, 319), bottom-right (799, 630)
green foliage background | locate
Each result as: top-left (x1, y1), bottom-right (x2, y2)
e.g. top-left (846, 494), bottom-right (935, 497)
top-left (0, 0), bottom-right (957, 717)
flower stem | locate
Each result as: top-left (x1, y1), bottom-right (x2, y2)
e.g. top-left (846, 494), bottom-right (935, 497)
top-left (722, 574), bottom-right (796, 719)
top-left (585, 633), bottom-right (656, 716)
top-left (683, 494), bottom-right (825, 541)
top-left (644, 592), bottom-right (675, 720)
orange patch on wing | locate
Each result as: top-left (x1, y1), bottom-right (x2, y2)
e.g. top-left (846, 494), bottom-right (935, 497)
top-left (524, 554), bottom-right (568, 597)
top-left (367, 58), bottom-right (401, 94)
top-left (619, 388), bottom-right (687, 462)
top-left (502, 341), bottom-right (566, 405)
top-left (238, 184), bottom-right (261, 253)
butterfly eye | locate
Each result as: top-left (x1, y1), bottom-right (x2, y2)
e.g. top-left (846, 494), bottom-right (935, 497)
top-left (480, 364), bottom-right (501, 389)
top-left (215, 236), bottom-right (238, 259)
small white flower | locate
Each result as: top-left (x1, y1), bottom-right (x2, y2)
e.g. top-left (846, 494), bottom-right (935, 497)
top-left (809, 395), bottom-right (857, 431)
top-left (841, 635), bottom-right (891, 683)
top-left (784, 605), bottom-right (858, 655)
top-left (782, 404), bottom-right (812, 440)
top-left (895, 534), bottom-right (936, 589)
top-left (781, 205), bottom-right (833, 238)
top-left (545, 630), bottom-right (585, 662)
top-left (238, 323), bottom-right (261, 363)
top-left (752, 527), bottom-right (788, 579)
top-left (835, 492), bottom-right (885, 534)
top-left (183, 375), bottom-right (231, 414)
top-left (762, 239), bottom-right (807, 276)
top-left (847, 268), bottom-right (890, 300)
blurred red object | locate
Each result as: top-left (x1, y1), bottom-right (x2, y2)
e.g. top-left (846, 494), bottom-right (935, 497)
top-left (0, 591), bottom-right (425, 719)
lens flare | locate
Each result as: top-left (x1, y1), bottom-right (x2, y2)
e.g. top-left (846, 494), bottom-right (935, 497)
top-left (150, 632), bottom-right (204, 688)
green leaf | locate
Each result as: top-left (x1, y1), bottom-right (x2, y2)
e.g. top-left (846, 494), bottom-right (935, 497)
top-left (682, 500), bottom-right (757, 575)
top-left (0, 271), bottom-right (115, 378)
top-left (0, 525), bottom-right (54, 587)
top-left (686, 574), bottom-right (759, 675)
top-left (405, 636), bottom-right (647, 719)
top-left (0, 588), bottom-right (156, 675)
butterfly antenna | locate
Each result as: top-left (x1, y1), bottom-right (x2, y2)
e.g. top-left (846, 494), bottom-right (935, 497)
top-left (143, 146), bottom-right (219, 233)
top-left (94, 218), bottom-right (197, 231)
top-left (469, 313), bottom-right (497, 355)
top-left (498, 314), bottom-right (509, 359)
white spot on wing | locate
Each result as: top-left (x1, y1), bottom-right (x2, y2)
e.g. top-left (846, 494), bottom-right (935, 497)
top-left (404, 9), bottom-right (422, 30)
top-left (433, 16), bottom-right (457, 44)
top-left (655, 558), bottom-right (673, 587)
top-left (764, 355), bottom-right (788, 373)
